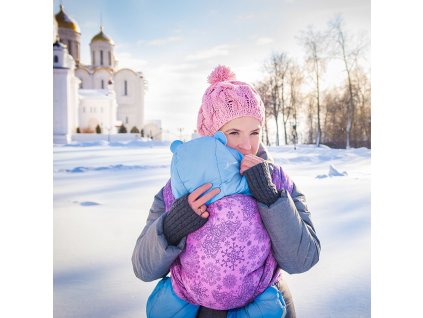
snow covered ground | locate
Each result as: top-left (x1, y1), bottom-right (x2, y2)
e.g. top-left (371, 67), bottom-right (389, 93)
top-left (53, 141), bottom-right (370, 318)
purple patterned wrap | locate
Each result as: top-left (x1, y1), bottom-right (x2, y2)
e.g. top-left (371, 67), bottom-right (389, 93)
top-left (162, 164), bottom-right (293, 310)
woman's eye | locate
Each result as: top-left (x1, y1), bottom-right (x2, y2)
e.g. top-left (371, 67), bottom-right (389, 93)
top-left (251, 132), bottom-right (259, 135)
top-left (229, 132), bottom-right (239, 135)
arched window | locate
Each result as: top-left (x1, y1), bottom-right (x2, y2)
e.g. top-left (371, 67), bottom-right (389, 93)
top-left (125, 116), bottom-right (129, 124)
top-left (124, 80), bottom-right (128, 96)
top-left (101, 80), bottom-right (104, 89)
top-left (108, 51), bottom-right (111, 66)
top-left (68, 40), bottom-right (72, 55)
top-left (92, 51), bottom-right (95, 65)
top-left (100, 50), bottom-right (103, 65)
top-left (54, 55), bottom-right (58, 63)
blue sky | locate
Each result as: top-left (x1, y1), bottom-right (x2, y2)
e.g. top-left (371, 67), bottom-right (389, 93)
top-left (53, 0), bottom-right (370, 138)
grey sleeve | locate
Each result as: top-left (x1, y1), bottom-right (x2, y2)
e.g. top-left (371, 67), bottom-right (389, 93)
top-left (257, 182), bottom-right (321, 274)
top-left (131, 188), bottom-right (186, 282)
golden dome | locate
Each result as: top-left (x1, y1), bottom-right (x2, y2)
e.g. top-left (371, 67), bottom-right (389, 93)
top-left (91, 26), bottom-right (114, 45)
top-left (55, 4), bottom-right (80, 33)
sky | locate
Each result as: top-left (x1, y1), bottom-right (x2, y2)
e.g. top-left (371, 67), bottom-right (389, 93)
top-left (53, 0), bottom-right (370, 138)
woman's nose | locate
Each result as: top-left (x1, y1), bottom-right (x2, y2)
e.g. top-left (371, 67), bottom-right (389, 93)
top-left (238, 139), bottom-right (251, 151)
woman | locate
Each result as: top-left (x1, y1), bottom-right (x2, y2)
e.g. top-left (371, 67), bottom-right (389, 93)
top-left (132, 65), bottom-right (321, 318)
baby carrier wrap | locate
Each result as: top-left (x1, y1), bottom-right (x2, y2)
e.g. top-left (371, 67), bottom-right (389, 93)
top-left (164, 132), bottom-right (293, 310)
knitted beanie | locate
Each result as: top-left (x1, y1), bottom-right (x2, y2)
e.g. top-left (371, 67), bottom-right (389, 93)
top-left (197, 65), bottom-right (265, 136)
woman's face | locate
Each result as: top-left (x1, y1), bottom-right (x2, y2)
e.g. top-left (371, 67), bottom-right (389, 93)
top-left (219, 116), bottom-right (262, 155)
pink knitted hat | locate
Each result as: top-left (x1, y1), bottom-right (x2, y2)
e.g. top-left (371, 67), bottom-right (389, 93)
top-left (197, 65), bottom-right (265, 136)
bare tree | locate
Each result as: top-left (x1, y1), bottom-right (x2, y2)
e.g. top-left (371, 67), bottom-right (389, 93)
top-left (264, 55), bottom-right (281, 145)
top-left (277, 54), bottom-right (292, 145)
top-left (299, 25), bottom-right (329, 147)
top-left (264, 52), bottom-right (293, 145)
top-left (254, 80), bottom-right (272, 146)
top-left (329, 15), bottom-right (368, 148)
top-left (318, 74), bottom-right (370, 149)
top-left (263, 106), bottom-right (272, 146)
top-left (287, 61), bottom-right (304, 147)
top-left (322, 87), bottom-right (346, 148)
top-left (305, 93), bottom-right (316, 144)
top-left (350, 67), bottom-right (371, 148)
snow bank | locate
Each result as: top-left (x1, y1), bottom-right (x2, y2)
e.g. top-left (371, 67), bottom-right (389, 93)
top-left (53, 143), bottom-right (370, 318)
top-left (64, 138), bottom-right (170, 148)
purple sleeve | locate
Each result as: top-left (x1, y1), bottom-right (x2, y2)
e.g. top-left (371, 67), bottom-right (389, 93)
top-left (271, 164), bottom-right (294, 195)
top-left (162, 179), bottom-right (175, 212)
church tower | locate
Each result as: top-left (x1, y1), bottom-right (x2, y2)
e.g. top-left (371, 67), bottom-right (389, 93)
top-left (90, 26), bottom-right (116, 70)
top-left (55, 4), bottom-right (81, 66)
top-left (53, 40), bottom-right (80, 144)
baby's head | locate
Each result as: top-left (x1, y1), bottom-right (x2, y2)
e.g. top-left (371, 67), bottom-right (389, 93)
top-left (170, 132), bottom-right (250, 203)
top-left (197, 65), bottom-right (265, 155)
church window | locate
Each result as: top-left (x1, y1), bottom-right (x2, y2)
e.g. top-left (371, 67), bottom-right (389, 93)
top-left (125, 116), bottom-right (129, 124)
top-left (68, 40), bottom-right (72, 55)
top-left (124, 80), bottom-right (128, 96)
top-left (79, 82), bottom-right (83, 89)
top-left (108, 51), bottom-right (111, 66)
top-left (101, 80), bottom-right (104, 89)
top-left (54, 55), bottom-right (58, 63)
top-left (100, 50), bottom-right (104, 65)
top-left (92, 51), bottom-right (95, 65)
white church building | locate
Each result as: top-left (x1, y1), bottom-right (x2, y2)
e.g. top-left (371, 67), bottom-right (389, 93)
top-left (53, 4), bottom-right (161, 144)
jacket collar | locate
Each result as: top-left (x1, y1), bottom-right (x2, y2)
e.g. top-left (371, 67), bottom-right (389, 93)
top-left (256, 143), bottom-right (275, 173)
top-left (257, 142), bottom-right (274, 163)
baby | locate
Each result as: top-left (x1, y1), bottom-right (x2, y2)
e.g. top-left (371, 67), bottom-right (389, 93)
top-left (146, 132), bottom-right (289, 317)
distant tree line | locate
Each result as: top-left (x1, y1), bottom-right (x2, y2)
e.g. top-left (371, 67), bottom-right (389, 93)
top-left (76, 124), bottom-right (144, 135)
top-left (255, 15), bottom-right (370, 149)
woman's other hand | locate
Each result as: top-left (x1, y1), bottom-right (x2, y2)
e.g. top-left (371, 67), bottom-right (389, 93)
top-left (242, 159), bottom-right (281, 207)
top-left (240, 154), bottom-right (265, 175)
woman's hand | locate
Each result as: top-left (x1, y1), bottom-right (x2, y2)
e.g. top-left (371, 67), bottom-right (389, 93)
top-left (188, 183), bottom-right (220, 218)
top-left (240, 154), bottom-right (265, 175)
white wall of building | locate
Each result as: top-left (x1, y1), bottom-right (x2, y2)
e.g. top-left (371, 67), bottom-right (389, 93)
top-left (78, 89), bottom-right (118, 133)
top-left (114, 69), bottom-right (145, 131)
top-left (53, 44), bottom-right (80, 144)
top-left (93, 69), bottom-right (113, 90)
top-left (75, 68), bottom-right (92, 89)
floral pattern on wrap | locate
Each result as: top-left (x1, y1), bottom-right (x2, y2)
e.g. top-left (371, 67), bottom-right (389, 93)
top-left (162, 163), bottom-right (293, 310)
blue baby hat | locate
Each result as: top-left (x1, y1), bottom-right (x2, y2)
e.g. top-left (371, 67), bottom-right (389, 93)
top-left (170, 131), bottom-right (251, 204)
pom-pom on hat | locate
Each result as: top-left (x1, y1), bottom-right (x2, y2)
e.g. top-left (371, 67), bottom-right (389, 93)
top-left (197, 65), bottom-right (265, 136)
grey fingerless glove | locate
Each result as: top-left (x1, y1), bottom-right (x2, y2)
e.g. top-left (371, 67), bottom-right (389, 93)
top-left (244, 161), bottom-right (282, 206)
top-left (163, 194), bottom-right (208, 246)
